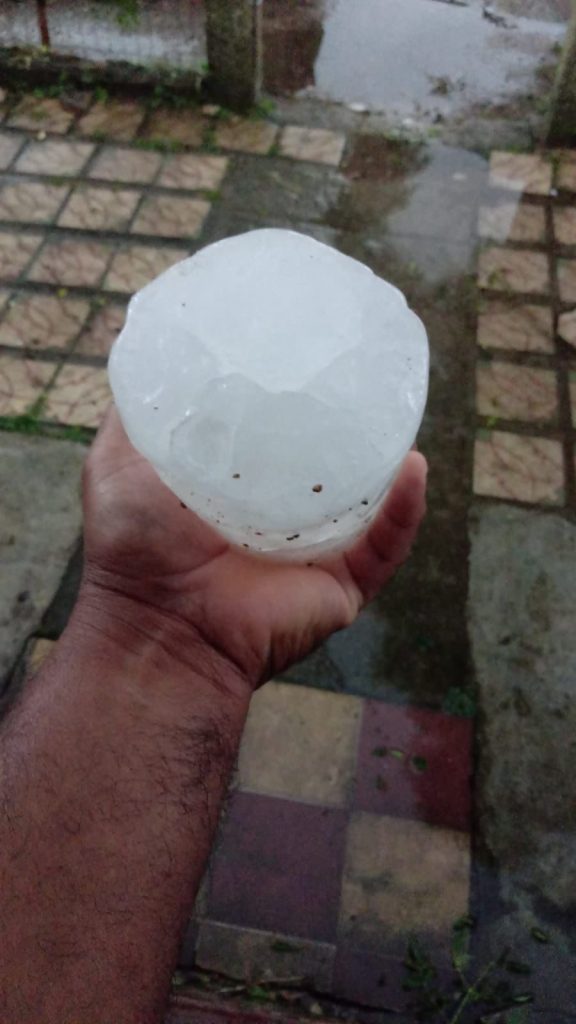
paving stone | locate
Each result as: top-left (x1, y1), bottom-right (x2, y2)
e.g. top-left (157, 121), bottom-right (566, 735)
top-left (195, 920), bottom-right (335, 989)
top-left (221, 156), bottom-right (345, 223)
top-left (554, 206), bottom-right (576, 246)
top-left (477, 301), bottom-right (554, 353)
top-left (280, 126), bottom-right (346, 166)
top-left (557, 151), bottom-right (576, 192)
top-left (340, 813), bottom-right (470, 952)
top-left (87, 145), bottom-right (162, 184)
top-left (0, 131), bottom-right (25, 169)
top-left (354, 702), bottom-right (472, 831)
top-left (74, 302), bottom-right (126, 356)
top-left (0, 433), bottom-right (85, 684)
top-left (489, 151), bottom-right (553, 195)
top-left (332, 946), bottom-right (413, 1011)
top-left (28, 237), bottom-right (113, 287)
top-left (7, 96), bottom-right (75, 134)
top-left (43, 364), bottom-right (111, 427)
top-left (0, 292), bottom-right (89, 350)
top-left (478, 200), bottom-right (546, 243)
top-left (78, 99), bottom-right (145, 142)
top-left (25, 636), bottom-right (56, 676)
top-left (104, 243), bottom-right (188, 293)
top-left (470, 505), bottom-right (576, 988)
top-left (478, 246), bottom-right (549, 295)
top-left (473, 430), bottom-right (564, 505)
top-left (131, 195), bottom-right (210, 239)
top-left (0, 181), bottom-right (69, 224)
top-left (558, 308), bottom-right (576, 349)
top-left (238, 681), bottom-right (362, 807)
top-left (141, 107), bottom-right (205, 147)
top-left (0, 353), bottom-right (54, 415)
top-left (214, 116), bottom-right (278, 155)
top-left (158, 153), bottom-right (228, 191)
top-left (208, 791), bottom-right (348, 942)
top-left (0, 230), bottom-right (43, 280)
top-left (15, 139), bottom-right (94, 176)
top-left (58, 185), bottom-right (140, 232)
top-left (557, 259), bottom-right (576, 303)
top-left (476, 361), bottom-right (558, 423)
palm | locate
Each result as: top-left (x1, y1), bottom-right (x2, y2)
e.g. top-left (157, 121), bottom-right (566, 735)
top-left (83, 409), bottom-right (426, 685)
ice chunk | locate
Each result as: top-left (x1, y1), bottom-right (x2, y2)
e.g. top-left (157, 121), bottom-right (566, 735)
top-left (109, 228), bottom-right (429, 559)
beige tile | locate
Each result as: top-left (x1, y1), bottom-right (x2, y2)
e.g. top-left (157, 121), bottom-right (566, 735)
top-left (559, 309), bottom-right (576, 350)
top-left (238, 681), bottom-right (362, 806)
top-left (0, 354), bottom-right (54, 414)
top-left (476, 361), bottom-right (557, 423)
top-left (75, 302), bottom-right (126, 356)
top-left (557, 152), bottom-right (576, 192)
top-left (340, 813), bottom-right (470, 944)
top-left (28, 238), bottom-right (113, 287)
top-left (0, 292), bottom-right (89, 350)
top-left (142, 107), bottom-right (205, 147)
top-left (7, 96), bottom-right (75, 134)
top-left (478, 246), bottom-right (549, 295)
top-left (473, 430), bottom-right (564, 505)
top-left (280, 126), bottom-right (346, 166)
top-left (104, 244), bottom-right (188, 293)
top-left (215, 116), bottom-right (278, 155)
top-left (489, 151), bottom-right (553, 196)
top-left (478, 201), bottom-right (546, 244)
top-left (44, 364), bottom-right (111, 427)
top-left (58, 185), bottom-right (140, 232)
top-left (78, 99), bottom-right (146, 142)
top-left (0, 181), bottom-right (69, 224)
top-left (0, 131), bottom-right (25, 169)
top-left (15, 139), bottom-right (94, 176)
top-left (158, 152), bottom-right (228, 191)
top-left (131, 195), bottom-right (210, 239)
top-left (553, 207), bottom-right (576, 246)
top-left (26, 637), bottom-right (56, 675)
top-left (88, 145), bottom-right (162, 184)
top-left (477, 301), bottom-right (554, 353)
top-left (557, 260), bottom-right (576, 304)
top-left (196, 920), bottom-right (334, 989)
top-left (0, 230), bottom-right (43, 280)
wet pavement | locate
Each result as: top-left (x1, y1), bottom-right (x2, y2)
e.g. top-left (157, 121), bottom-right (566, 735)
top-left (0, 0), bottom-right (568, 127)
top-left (0, 83), bottom-right (575, 1021)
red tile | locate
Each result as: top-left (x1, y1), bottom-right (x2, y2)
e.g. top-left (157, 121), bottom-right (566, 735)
top-left (332, 945), bottom-right (408, 1010)
top-left (333, 940), bottom-right (453, 1014)
top-left (208, 792), bottom-right (348, 942)
top-left (354, 702), bottom-right (472, 830)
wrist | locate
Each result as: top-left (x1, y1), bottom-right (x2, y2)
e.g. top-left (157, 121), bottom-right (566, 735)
top-left (67, 575), bottom-right (253, 708)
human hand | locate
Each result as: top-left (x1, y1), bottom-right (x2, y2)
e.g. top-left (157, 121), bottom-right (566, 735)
top-left (81, 406), bottom-right (427, 690)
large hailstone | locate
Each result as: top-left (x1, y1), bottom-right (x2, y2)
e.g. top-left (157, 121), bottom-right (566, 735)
top-left (109, 229), bottom-right (429, 560)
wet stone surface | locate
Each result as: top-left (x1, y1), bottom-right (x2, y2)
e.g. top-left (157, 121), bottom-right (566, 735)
top-left (470, 504), bottom-right (576, 1016)
top-left (0, 434), bottom-right (85, 689)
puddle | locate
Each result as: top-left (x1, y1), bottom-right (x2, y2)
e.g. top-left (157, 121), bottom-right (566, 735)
top-left (263, 0), bottom-right (566, 118)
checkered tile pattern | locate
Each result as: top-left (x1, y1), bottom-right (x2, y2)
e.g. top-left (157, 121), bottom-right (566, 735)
top-left (0, 94), bottom-right (346, 432)
top-left (197, 682), bottom-right (472, 1007)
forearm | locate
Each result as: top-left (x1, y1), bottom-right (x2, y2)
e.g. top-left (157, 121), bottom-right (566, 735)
top-left (0, 584), bottom-right (251, 1024)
